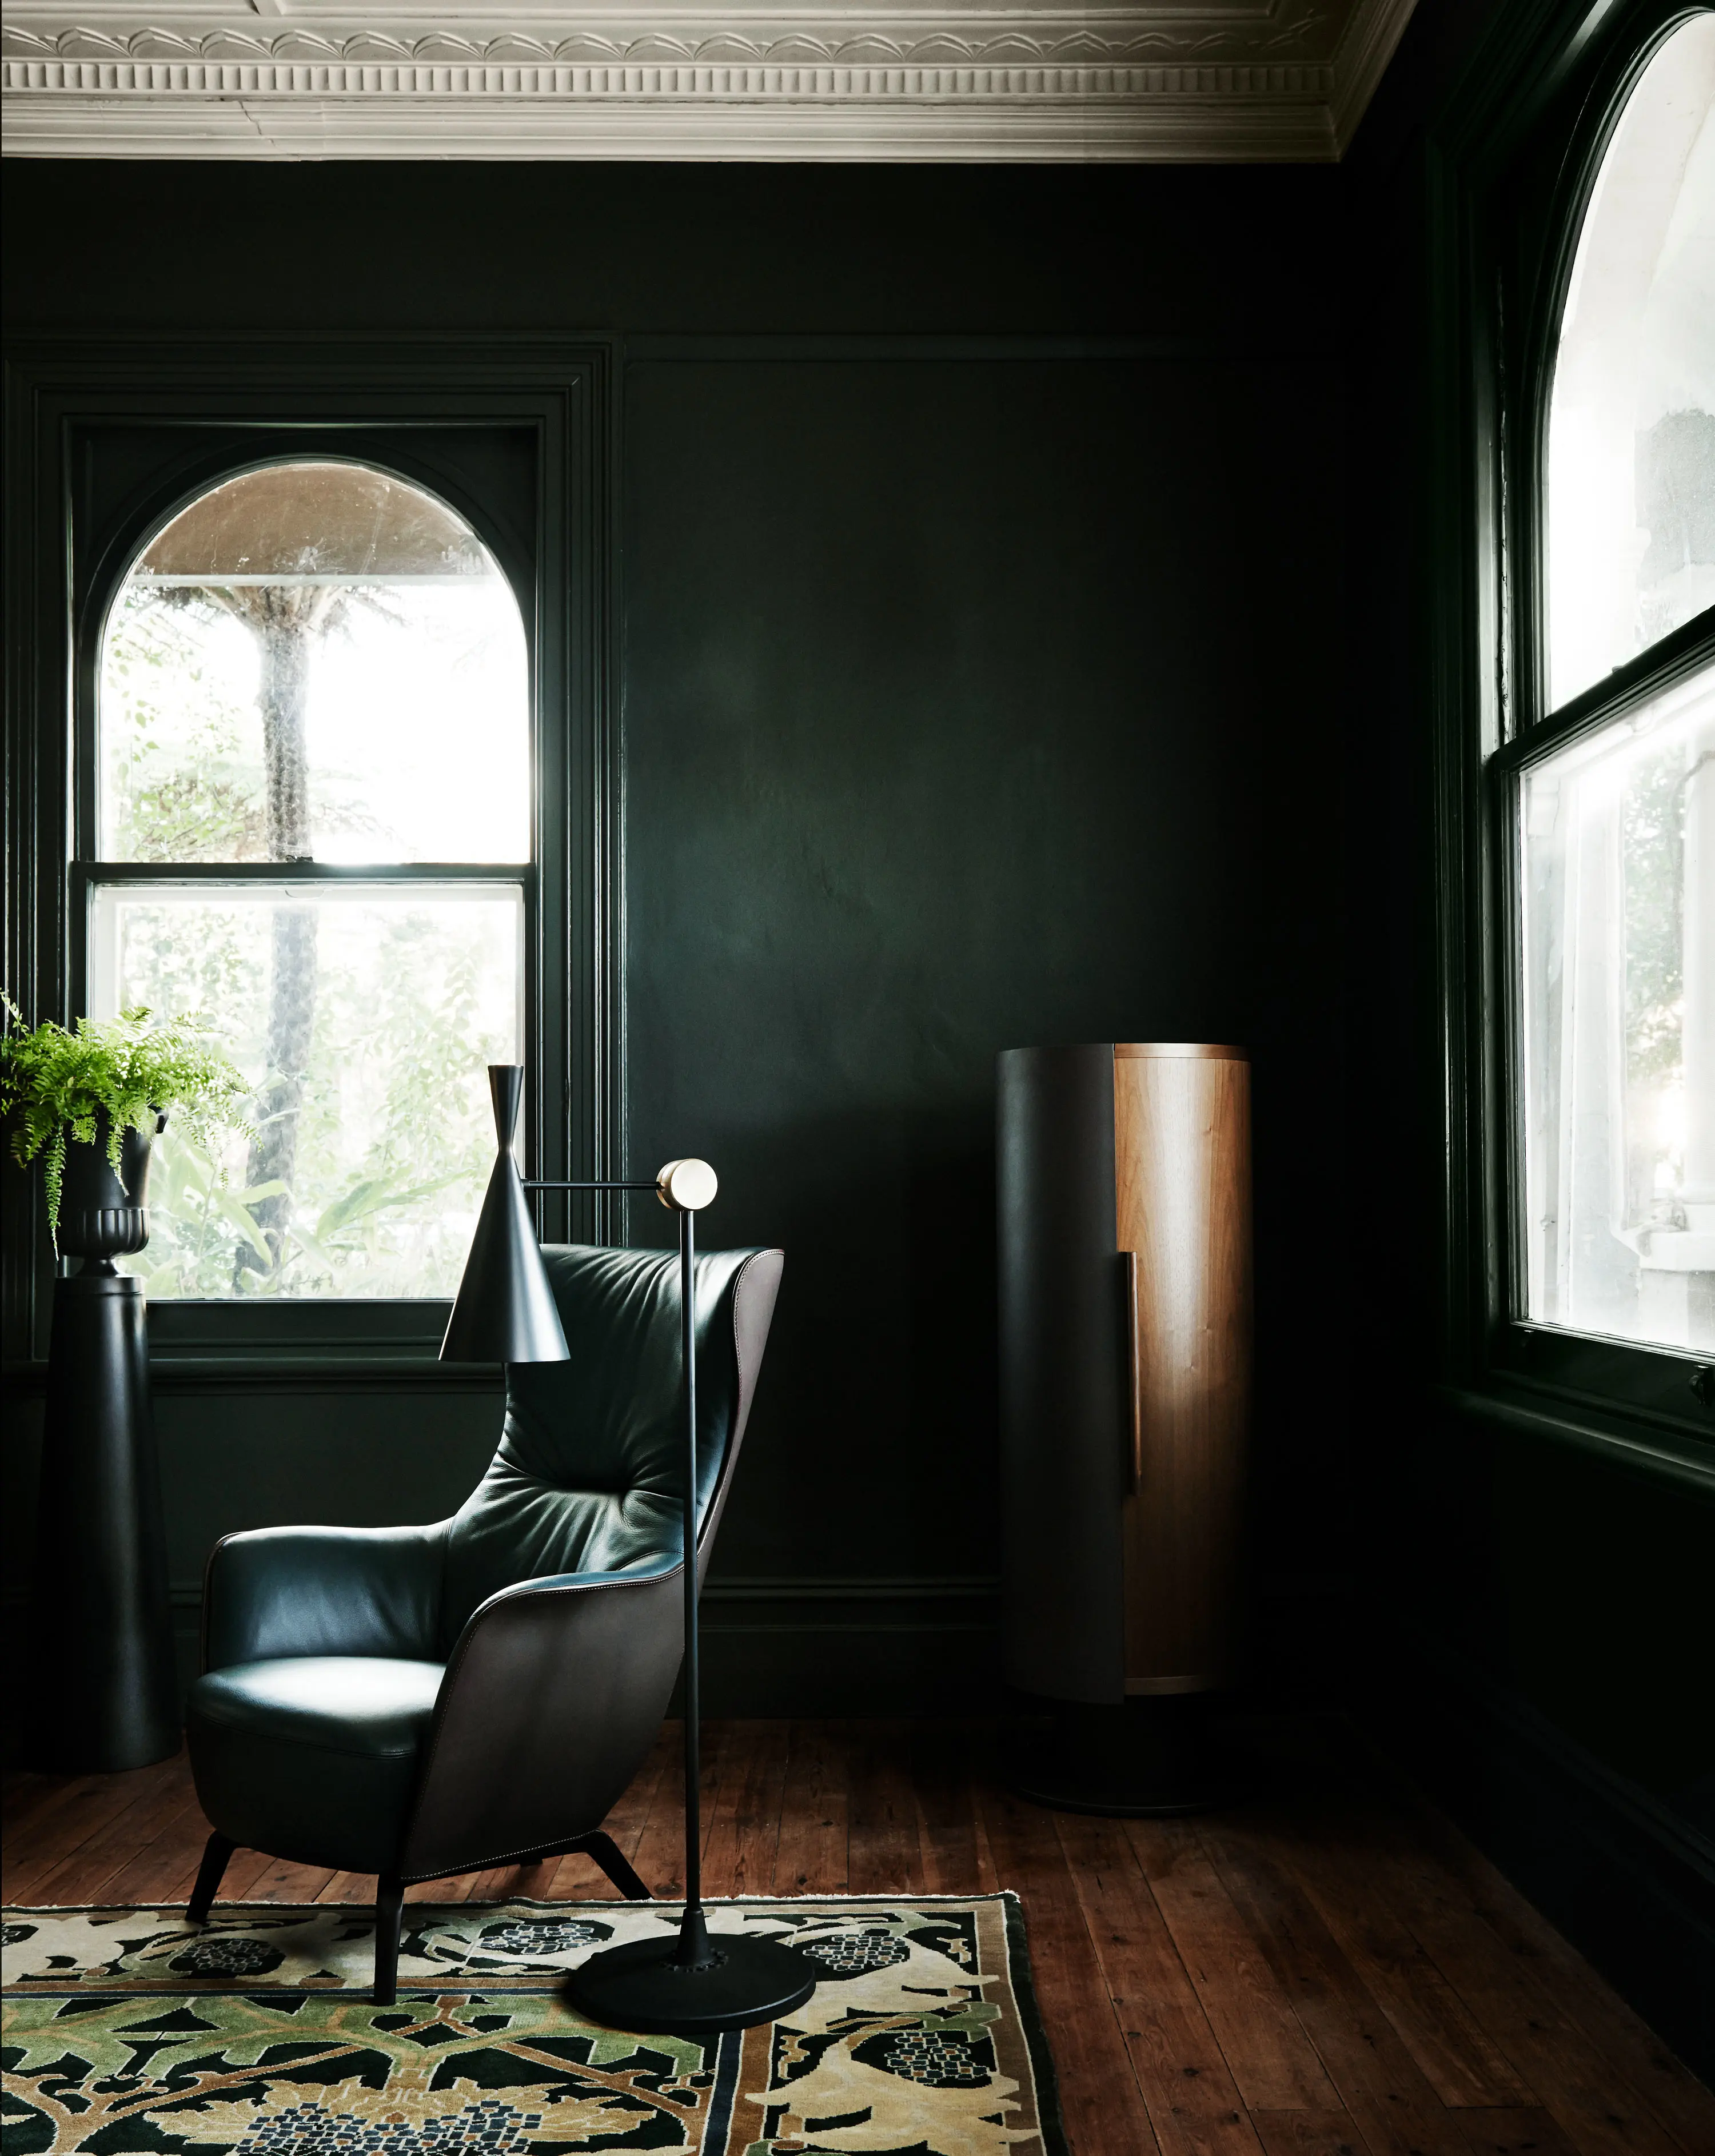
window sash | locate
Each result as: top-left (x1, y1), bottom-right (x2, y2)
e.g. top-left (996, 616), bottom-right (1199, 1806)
top-left (1510, 659), bottom-right (1714, 1357)
top-left (75, 866), bottom-right (533, 1326)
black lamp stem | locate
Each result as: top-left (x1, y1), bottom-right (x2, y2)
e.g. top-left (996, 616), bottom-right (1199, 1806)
top-left (675, 1203), bottom-right (715, 1967)
top-left (519, 1160), bottom-right (816, 2030)
top-left (516, 1177), bottom-right (712, 1959)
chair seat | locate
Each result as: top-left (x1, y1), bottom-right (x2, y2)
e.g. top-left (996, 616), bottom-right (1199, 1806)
top-left (192, 1657), bottom-right (445, 1756)
top-left (186, 1658), bottom-right (445, 1876)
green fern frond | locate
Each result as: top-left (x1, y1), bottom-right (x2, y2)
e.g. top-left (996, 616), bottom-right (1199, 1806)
top-left (0, 997), bottom-right (252, 1248)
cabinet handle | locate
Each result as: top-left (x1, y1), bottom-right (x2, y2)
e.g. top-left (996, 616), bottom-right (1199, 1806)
top-left (1123, 1249), bottom-right (1142, 1488)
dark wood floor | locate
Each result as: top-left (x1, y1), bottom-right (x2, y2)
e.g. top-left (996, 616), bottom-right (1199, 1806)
top-left (5, 1716), bottom-right (1710, 2156)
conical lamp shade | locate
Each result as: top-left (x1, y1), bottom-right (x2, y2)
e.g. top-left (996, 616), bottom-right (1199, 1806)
top-left (440, 1067), bottom-right (569, 1365)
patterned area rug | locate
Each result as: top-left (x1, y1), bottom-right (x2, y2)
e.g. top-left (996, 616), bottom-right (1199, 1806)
top-left (2, 1894), bottom-right (1064, 2154)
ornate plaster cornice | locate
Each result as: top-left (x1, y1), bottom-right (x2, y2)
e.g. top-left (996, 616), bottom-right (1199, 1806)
top-left (1, 0), bottom-right (1417, 158)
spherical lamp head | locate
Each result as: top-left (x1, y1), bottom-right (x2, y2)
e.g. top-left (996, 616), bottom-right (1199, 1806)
top-left (656, 1158), bottom-right (719, 1213)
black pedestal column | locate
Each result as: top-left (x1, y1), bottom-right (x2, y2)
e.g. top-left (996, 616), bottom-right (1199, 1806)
top-left (30, 1121), bottom-right (179, 1771)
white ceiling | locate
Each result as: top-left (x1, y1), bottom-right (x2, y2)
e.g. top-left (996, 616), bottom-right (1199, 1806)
top-left (2, 0), bottom-right (1418, 157)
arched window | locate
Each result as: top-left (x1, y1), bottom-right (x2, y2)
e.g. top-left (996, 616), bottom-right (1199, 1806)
top-left (1516, 17), bottom-right (1715, 1354)
top-left (1546, 16), bottom-right (1715, 704)
top-left (90, 460), bottom-right (531, 1301)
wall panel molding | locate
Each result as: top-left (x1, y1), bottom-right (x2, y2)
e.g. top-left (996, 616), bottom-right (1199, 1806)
top-left (1, 0), bottom-right (1418, 158)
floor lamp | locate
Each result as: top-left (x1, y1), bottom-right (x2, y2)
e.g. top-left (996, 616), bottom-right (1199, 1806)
top-left (440, 1066), bottom-right (817, 2035)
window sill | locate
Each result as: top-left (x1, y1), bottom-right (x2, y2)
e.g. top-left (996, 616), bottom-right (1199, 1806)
top-left (1432, 1379), bottom-right (1715, 1496)
top-left (2, 1356), bottom-right (505, 1397)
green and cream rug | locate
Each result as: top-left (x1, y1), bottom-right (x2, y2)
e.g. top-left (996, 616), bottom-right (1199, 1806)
top-left (2, 1894), bottom-right (1064, 2154)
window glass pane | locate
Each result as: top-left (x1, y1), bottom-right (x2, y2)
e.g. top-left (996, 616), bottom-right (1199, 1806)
top-left (1547, 17), bottom-right (1715, 710)
top-left (99, 462), bottom-right (529, 864)
top-left (1520, 666), bottom-right (1714, 1349)
top-left (88, 884), bottom-right (522, 1301)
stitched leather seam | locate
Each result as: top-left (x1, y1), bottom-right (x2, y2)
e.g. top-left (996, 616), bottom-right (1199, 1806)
top-left (199, 1535), bottom-right (237, 1675)
top-left (731, 1252), bottom-right (755, 1425)
top-left (728, 1249), bottom-right (781, 1458)
top-left (698, 1248), bottom-right (768, 1559)
top-left (695, 1252), bottom-right (749, 1562)
top-left (188, 1710), bottom-right (427, 1763)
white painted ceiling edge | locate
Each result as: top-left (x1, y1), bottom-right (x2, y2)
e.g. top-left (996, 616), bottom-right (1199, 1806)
top-left (1, 0), bottom-right (1417, 158)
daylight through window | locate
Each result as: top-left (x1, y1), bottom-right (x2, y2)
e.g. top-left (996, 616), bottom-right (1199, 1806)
top-left (1521, 18), bottom-right (1715, 1354)
top-left (1546, 15), bottom-right (1715, 707)
top-left (93, 460), bottom-right (530, 1301)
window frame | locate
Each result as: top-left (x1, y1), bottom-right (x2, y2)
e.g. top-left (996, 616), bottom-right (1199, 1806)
top-left (1430, 0), bottom-right (1715, 1464)
top-left (81, 449), bottom-right (536, 1334)
top-left (1, 348), bottom-right (617, 1378)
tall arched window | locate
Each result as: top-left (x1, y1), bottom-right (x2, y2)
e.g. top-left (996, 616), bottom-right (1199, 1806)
top-left (91, 460), bottom-right (531, 1301)
top-left (1514, 16), bottom-right (1715, 1354)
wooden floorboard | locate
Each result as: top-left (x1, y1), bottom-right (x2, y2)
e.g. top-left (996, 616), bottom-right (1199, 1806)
top-left (1196, 1817), bottom-right (1509, 2156)
top-left (2, 1759), bottom-right (184, 1900)
top-left (912, 1719), bottom-right (996, 1896)
top-left (1268, 1810), bottom-right (1535, 2110)
top-left (701, 1715), bottom-right (790, 1899)
top-left (1345, 1825), bottom-right (1691, 2156)
top-left (847, 1717), bottom-right (928, 1896)
top-left (1356, 1758), bottom-right (1715, 2156)
top-left (4, 1715), bottom-right (1706, 2156)
top-left (1057, 1808), bottom-right (1265, 2156)
top-left (772, 1718), bottom-right (850, 1894)
top-left (1128, 1817), bottom-right (1339, 2114)
top-left (983, 1782), bottom-right (1159, 2155)
top-left (1249, 2110), bottom-right (1374, 2156)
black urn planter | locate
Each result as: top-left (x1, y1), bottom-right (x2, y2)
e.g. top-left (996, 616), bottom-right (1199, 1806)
top-left (55, 1111), bottom-right (163, 1265)
top-left (32, 1111), bottom-right (180, 1771)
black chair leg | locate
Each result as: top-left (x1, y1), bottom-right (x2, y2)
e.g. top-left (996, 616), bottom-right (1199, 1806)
top-left (374, 1876), bottom-right (405, 2006)
top-left (188, 1832), bottom-right (236, 1924)
top-left (580, 1830), bottom-right (651, 1902)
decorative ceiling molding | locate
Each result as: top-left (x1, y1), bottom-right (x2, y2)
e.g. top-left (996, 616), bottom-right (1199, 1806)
top-left (1, 0), bottom-right (1417, 158)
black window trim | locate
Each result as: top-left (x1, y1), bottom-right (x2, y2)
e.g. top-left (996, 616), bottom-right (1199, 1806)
top-left (1429, 0), bottom-right (1715, 1470)
top-left (1, 341), bottom-right (618, 1385)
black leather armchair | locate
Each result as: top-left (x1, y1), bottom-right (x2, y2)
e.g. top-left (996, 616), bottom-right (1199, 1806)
top-left (184, 1243), bottom-right (783, 2002)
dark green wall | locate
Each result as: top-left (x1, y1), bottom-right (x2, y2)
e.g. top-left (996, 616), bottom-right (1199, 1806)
top-left (3, 158), bottom-right (1349, 1712)
top-left (621, 350), bottom-right (1344, 1588)
top-left (2, 161), bottom-right (1338, 341)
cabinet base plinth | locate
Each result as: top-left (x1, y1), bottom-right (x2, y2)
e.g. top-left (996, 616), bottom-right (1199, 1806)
top-left (1005, 1696), bottom-right (1237, 1817)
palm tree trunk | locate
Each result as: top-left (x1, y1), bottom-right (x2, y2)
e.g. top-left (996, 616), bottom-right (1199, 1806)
top-left (216, 587), bottom-right (337, 1281)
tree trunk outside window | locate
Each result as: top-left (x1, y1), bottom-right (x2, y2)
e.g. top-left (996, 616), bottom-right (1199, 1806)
top-left (205, 584), bottom-right (345, 1281)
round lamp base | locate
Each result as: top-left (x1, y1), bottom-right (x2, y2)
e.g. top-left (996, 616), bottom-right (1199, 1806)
top-left (563, 1933), bottom-right (817, 2035)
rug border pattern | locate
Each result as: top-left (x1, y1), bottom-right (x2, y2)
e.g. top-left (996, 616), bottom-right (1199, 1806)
top-left (3, 1889), bottom-right (1070, 2156)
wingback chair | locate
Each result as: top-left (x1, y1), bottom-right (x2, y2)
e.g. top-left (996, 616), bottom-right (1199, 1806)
top-left (184, 1243), bottom-right (783, 2003)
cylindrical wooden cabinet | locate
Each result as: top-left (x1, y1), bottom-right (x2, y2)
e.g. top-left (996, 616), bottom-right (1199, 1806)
top-left (998, 1043), bottom-right (1252, 1807)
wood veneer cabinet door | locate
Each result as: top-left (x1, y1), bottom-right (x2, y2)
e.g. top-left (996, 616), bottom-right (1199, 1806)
top-left (997, 1042), bottom-right (1251, 1711)
top-left (1114, 1043), bottom-right (1251, 1695)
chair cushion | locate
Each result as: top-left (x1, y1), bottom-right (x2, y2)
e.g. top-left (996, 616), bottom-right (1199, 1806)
top-left (440, 1246), bottom-right (754, 1644)
top-left (188, 1658), bottom-right (444, 1877)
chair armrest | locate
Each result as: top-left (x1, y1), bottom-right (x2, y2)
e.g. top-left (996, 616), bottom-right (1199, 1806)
top-left (202, 1523), bottom-right (448, 1670)
top-left (400, 1560), bottom-right (685, 1881)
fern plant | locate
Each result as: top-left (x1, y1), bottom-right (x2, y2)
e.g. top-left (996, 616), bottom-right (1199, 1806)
top-left (0, 998), bottom-right (252, 1248)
